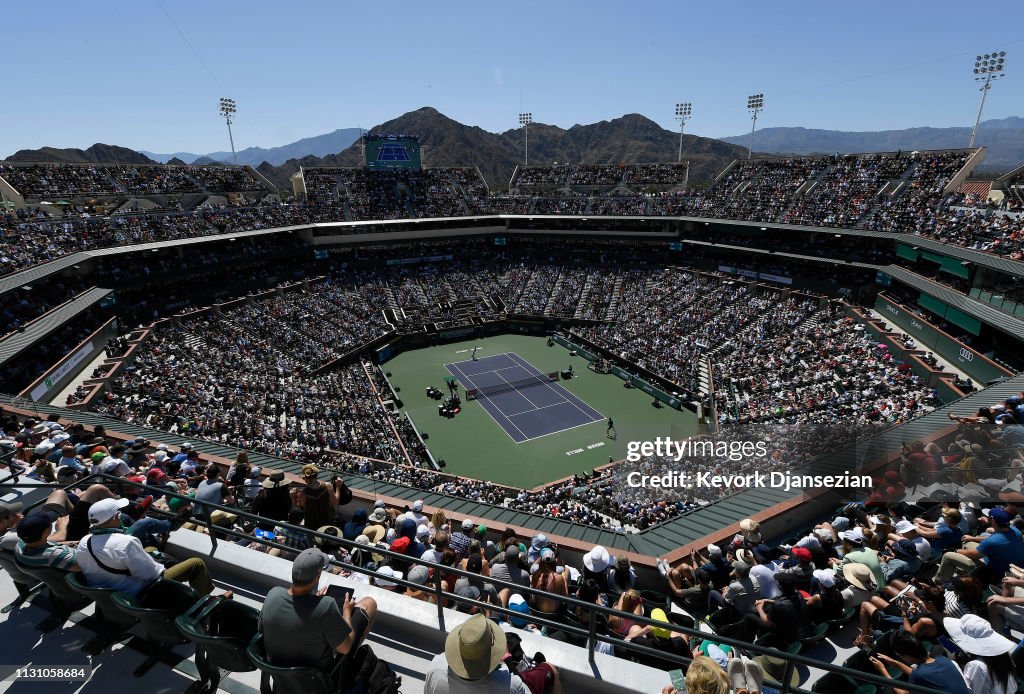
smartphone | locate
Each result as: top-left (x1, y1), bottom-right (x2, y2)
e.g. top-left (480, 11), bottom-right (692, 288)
top-left (669, 669), bottom-right (686, 692)
top-left (325, 584), bottom-right (354, 604)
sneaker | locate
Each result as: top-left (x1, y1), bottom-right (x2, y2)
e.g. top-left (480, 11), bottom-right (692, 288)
top-left (657, 559), bottom-right (670, 576)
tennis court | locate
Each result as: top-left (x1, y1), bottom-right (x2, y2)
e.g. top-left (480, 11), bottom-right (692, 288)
top-left (445, 353), bottom-right (604, 443)
top-left (384, 334), bottom-right (695, 487)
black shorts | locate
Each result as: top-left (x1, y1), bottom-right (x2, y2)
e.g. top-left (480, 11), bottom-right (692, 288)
top-left (348, 606), bottom-right (370, 650)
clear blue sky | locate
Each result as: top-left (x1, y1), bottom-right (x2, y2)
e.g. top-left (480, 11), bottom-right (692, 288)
top-left (2, 1), bottom-right (1022, 156)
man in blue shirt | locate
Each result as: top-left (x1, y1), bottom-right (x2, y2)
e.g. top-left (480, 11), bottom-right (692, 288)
top-left (959, 508), bottom-right (1024, 585)
top-left (914, 507), bottom-right (964, 553)
top-left (870, 630), bottom-right (969, 694)
top-left (997, 415), bottom-right (1024, 448)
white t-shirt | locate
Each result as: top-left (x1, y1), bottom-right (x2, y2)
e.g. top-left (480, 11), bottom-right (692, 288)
top-left (911, 535), bottom-right (932, 562)
top-left (963, 659), bottom-right (1017, 694)
top-left (842, 585), bottom-right (873, 610)
top-left (424, 653), bottom-right (528, 694)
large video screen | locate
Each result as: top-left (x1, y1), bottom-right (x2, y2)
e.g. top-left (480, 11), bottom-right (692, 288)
top-left (364, 135), bottom-right (421, 170)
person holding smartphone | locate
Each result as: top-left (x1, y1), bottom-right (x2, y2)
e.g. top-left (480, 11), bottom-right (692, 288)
top-left (258, 547), bottom-right (377, 679)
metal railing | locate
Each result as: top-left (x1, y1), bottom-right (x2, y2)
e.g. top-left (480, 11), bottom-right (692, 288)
top-left (0, 470), bottom-right (952, 694)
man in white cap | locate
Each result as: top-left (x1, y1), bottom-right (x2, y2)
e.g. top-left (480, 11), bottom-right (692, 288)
top-left (410, 499), bottom-right (428, 528)
top-left (581, 545), bottom-right (611, 588)
top-left (888, 519), bottom-right (931, 562)
top-left (829, 528), bottom-right (883, 594)
top-left (374, 565), bottom-right (404, 592)
top-left (259, 547), bottom-right (377, 678)
top-left (75, 498), bottom-right (221, 597)
top-left (450, 520), bottom-right (474, 561)
top-left (424, 613), bottom-right (537, 693)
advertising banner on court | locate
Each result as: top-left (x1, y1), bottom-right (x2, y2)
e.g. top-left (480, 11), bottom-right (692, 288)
top-left (29, 341), bottom-right (95, 401)
top-left (874, 295), bottom-right (1011, 384)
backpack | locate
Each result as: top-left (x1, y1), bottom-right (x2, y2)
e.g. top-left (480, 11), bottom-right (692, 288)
top-left (336, 479), bottom-right (353, 506)
top-left (503, 633), bottom-right (554, 694)
top-left (341, 644), bottom-right (401, 694)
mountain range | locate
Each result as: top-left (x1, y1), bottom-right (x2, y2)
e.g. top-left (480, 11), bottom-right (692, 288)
top-left (719, 116), bottom-right (1024, 173)
top-left (11, 109), bottom-right (1024, 193)
top-left (5, 108), bottom-right (746, 192)
top-left (140, 127), bottom-right (364, 167)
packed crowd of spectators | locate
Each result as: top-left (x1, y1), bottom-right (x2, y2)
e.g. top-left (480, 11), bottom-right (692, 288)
top-left (92, 316), bottom-right (414, 464)
top-left (0, 201), bottom-right (342, 277)
top-left (5, 392), bottom-right (1024, 692)
top-left (716, 303), bottom-right (935, 427)
top-left (5, 151), bottom-right (1018, 286)
top-left (0, 163), bottom-right (121, 198)
top-left (625, 163), bottom-right (690, 187)
top-left (578, 271), bottom-right (775, 395)
top-left (0, 162), bottom-right (271, 200)
top-left (568, 165), bottom-right (625, 187)
top-left (781, 154), bottom-right (908, 228)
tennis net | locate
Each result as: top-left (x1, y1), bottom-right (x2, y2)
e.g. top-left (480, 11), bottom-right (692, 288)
top-left (469, 373), bottom-right (556, 398)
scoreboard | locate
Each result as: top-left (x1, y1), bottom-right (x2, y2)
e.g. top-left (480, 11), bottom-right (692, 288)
top-left (364, 135), bottom-right (422, 170)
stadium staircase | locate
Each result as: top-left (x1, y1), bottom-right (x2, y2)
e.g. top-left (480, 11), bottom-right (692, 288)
top-left (448, 181), bottom-right (474, 215)
top-left (181, 332), bottom-right (209, 354)
top-left (778, 162), bottom-right (836, 221)
top-left (543, 271), bottom-right (566, 315)
top-left (857, 160), bottom-right (918, 226)
top-left (603, 275), bottom-right (624, 319)
top-left (572, 274), bottom-right (596, 319)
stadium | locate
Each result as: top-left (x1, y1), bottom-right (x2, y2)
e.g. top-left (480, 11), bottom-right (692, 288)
top-left (3, 11), bottom-right (1024, 694)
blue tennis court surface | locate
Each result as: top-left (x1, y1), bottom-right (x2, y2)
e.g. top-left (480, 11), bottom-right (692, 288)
top-left (445, 352), bottom-right (604, 443)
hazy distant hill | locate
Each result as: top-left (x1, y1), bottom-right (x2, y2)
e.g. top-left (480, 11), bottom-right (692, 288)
top-left (6, 143), bottom-right (155, 165)
top-left (141, 128), bottom-right (363, 167)
top-left (719, 116), bottom-right (1024, 173)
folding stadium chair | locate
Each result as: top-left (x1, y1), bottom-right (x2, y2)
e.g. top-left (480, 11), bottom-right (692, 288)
top-left (13, 563), bottom-right (91, 632)
top-left (111, 579), bottom-right (201, 676)
top-left (176, 595), bottom-right (260, 694)
top-left (247, 633), bottom-right (335, 694)
top-left (798, 622), bottom-right (830, 647)
top-left (0, 549), bottom-right (43, 613)
top-left (65, 573), bottom-right (139, 655)
top-left (811, 671), bottom-right (878, 694)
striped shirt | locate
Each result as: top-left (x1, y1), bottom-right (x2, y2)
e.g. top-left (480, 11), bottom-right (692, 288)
top-left (15, 540), bottom-right (78, 571)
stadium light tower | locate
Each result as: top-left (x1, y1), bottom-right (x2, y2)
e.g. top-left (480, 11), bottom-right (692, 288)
top-left (675, 102), bottom-right (692, 163)
top-left (219, 97), bottom-right (238, 164)
top-left (518, 112), bottom-right (533, 166)
top-left (746, 93), bottom-right (764, 160)
top-left (969, 51), bottom-right (1007, 148)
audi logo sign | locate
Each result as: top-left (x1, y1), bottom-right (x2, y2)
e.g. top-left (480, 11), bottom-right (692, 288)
top-left (959, 348), bottom-right (974, 362)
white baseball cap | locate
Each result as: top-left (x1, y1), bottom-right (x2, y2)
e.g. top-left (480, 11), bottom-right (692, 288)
top-left (88, 498), bottom-right (130, 525)
top-left (375, 566), bottom-right (403, 588)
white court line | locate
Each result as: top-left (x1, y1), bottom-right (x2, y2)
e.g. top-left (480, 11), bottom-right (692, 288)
top-left (509, 410), bottom-right (606, 442)
top-left (445, 361), bottom-right (529, 442)
top-left (495, 368), bottom-right (542, 410)
top-left (505, 352), bottom-right (603, 422)
top-left (502, 400), bottom-right (569, 418)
